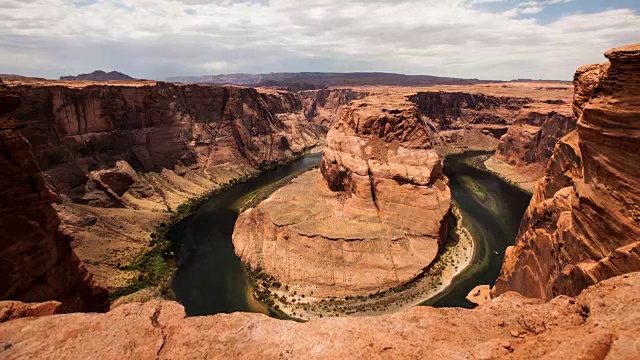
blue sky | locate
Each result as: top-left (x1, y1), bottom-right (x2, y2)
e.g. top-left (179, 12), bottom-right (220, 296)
top-left (0, 0), bottom-right (638, 80)
top-left (475, 0), bottom-right (640, 23)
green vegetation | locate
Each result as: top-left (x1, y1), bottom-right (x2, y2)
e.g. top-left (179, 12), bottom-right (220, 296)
top-left (109, 175), bottom-right (251, 303)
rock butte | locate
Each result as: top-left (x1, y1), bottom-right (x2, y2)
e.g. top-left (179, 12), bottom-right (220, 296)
top-left (233, 91), bottom-right (452, 299)
top-left (0, 43), bottom-right (638, 359)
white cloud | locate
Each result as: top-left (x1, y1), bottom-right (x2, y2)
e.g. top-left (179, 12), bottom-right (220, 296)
top-left (0, 0), bottom-right (637, 80)
top-left (520, 6), bottom-right (543, 14)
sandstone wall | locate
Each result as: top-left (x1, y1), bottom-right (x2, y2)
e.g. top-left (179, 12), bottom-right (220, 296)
top-left (410, 91), bottom-right (529, 130)
top-left (6, 82), bottom-right (324, 204)
top-left (299, 88), bottom-right (368, 129)
top-left (0, 81), bottom-right (109, 313)
top-left (493, 44), bottom-right (640, 299)
top-left (494, 109), bottom-right (576, 167)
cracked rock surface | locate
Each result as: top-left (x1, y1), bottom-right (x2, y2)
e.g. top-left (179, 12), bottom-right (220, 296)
top-left (1, 272), bottom-right (638, 359)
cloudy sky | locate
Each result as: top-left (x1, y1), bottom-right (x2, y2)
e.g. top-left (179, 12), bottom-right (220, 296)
top-left (1, 0), bottom-right (639, 80)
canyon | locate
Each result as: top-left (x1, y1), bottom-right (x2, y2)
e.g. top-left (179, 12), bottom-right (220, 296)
top-left (0, 78), bottom-right (335, 300)
top-left (231, 82), bottom-right (576, 317)
top-left (0, 43), bottom-right (638, 359)
top-left (0, 74), bottom-right (572, 307)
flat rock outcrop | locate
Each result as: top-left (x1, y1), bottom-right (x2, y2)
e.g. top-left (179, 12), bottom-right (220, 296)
top-left (0, 301), bottom-right (61, 323)
top-left (1, 272), bottom-right (638, 359)
top-left (0, 81), bottom-right (109, 312)
top-left (233, 92), bottom-right (451, 301)
top-left (493, 44), bottom-right (640, 299)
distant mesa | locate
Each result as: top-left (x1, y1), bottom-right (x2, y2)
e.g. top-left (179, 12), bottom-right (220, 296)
top-left (0, 74), bottom-right (47, 81)
top-left (166, 72), bottom-right (498, 88)
top-left (60, 70), bottom-right (135, 81)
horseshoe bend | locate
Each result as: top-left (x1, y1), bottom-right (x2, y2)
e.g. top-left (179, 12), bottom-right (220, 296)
top-left (1, 8), bottom-right (640, 358)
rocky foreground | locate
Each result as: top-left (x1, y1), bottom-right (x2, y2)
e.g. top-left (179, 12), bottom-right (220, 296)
top-left (0, 272), bottom-right (638, 359)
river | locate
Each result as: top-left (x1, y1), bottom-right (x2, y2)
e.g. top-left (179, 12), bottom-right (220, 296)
top-left (422, 151), bottom-right (531, 308)
top-left (170, 150), bottom-right (531, 316)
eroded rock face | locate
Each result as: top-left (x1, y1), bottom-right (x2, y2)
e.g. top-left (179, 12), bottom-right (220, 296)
top-left (233, 92), bottom-right (451, 300)
top-left (493, 44), bottom-right (640, 299)
top-left (418, 84), bottom-right (580, 191)
top-left (0, 301), bottom-right (61, 323)
top-left (7, 82), bottom-right (324, 196)
top-left (299, 88), bottom-right (368, 129)
top-left (410, 91), bottom-right (529, 131)
top-left (0, 81), bottom-right (109, 313)
top-left (320, 94), bottom-right (451, 239)
top-left (494, 109), bottom-right (576, 167)
top-left (1, 272), bottom-right (638, 359)
top-left (407, 90), bottom-right (575, 189)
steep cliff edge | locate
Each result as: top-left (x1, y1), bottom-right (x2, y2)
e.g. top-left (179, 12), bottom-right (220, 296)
top-left (0, 81), bottom-right (109, 312)
top-left (299, 88), bottom-right (368, 129)
top-left (493, 44), bottom-right (640, 299)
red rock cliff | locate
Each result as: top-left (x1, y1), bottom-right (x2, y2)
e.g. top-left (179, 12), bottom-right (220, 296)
top-left (0, 81), bottom-right (109, 312)
top-left (6, 82), bottom-right (324, 197)
top-left (493, 44), bottom-right (640, 299)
